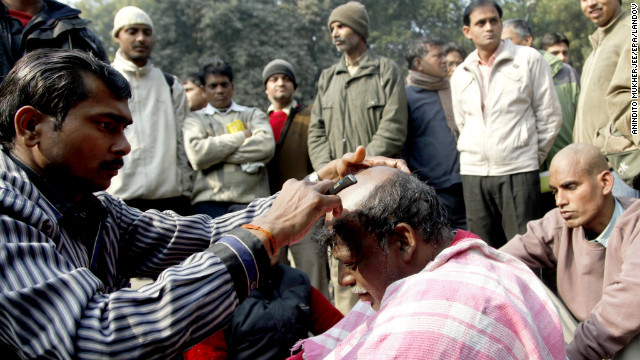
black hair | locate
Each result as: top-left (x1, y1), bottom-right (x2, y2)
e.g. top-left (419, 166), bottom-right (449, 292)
top-left (405, 34), bottom-right (445, 70)
top-left (539, 32), bottom-right (570, 51)
top-left (463, 0), bottom-right (503, 26)
top-left (0, 49), bottom-right (131, 150)
top-left (199, 57), bottom-right (233, 85)
top-left (183, 72), bottom-right (203, 86)
top-left (443, 42), bottom-right (467, 58)
top-left (316, 170), bottom-right (452, 260)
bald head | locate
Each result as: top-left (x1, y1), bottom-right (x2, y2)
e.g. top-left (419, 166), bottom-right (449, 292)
top-left (551, 143), bottom-right (609, 177)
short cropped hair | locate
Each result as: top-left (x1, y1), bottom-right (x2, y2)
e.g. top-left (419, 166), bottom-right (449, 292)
top-left (183, 72), bottom-right (202, 86)
top-left (463, 0), bottom-right (503, 26)
top-left (443, 42), bottom-right (467, 59)
top-left (199, 58), bottom-right (233, 85)
top-left (539, 32), bottom-right (570, 51)
top-left (317, 170), bottom-right (452, 260)
top-left (503, 18), bottom-right (532, 40)
top-left (405, 35), bottom-right (445, 70)
top-left (0, 49), bottom-right (131, 150)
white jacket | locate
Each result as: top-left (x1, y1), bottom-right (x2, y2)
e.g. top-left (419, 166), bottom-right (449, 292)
top-left (108, 50), bottom-right (191, 200)
top-left (451, 40), bottom-right (561, 176)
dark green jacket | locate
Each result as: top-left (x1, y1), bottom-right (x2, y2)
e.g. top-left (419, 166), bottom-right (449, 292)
top-left (540, 50), bottom-right (580, 169)
top-left (308, 49), bottom-right (408, 170)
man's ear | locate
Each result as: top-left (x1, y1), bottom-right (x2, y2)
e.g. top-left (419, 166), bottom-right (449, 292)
top-left (462, 25), bottom-right (471, 39)
top-left (524, 35), bottom-right (533, 47)
top-left (392, 222), bottom-right (419, 263)
top-left (412, 57), bottom-right (422, 71)
top-left (601, 170), bottom-right (615, 195)
top-left (14, 106), bottom-right (47, 148)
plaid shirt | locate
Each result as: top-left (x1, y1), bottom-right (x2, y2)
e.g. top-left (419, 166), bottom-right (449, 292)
top-left (0, 150), bottom-right (274, 359)
top-left (293, 231), bottom-right (565, 359)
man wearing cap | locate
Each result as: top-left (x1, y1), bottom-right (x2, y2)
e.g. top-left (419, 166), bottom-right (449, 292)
top-left (308, 0), bottom-right (408, 313)
top-left (262, 59), bottom-right (330, 299)
top-left (0, 0), bottom-right (108, 79)
top-left (108, 6), bottom-right (192, 215)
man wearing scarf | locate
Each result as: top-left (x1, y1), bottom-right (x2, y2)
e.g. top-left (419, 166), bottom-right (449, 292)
top-left (403, 36), bottom-right (466, 230)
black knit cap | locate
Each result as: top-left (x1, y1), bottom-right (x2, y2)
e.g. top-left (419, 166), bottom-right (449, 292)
top-left (262, 59), bottom-right (297, 89)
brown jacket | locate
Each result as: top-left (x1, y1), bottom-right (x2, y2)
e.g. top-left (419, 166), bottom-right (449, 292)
top-left (501, 197), bottom-right (640, 359)
top-left (267, 102), bottom-right (313, 194)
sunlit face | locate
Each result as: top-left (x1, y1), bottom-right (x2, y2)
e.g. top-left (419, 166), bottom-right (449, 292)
top-left (549, 157), bottom-right (610, 233)
top-left (330, 22), bottom-right (363, 55)
top-left (580, 0), bottom-right (621, 27)
top-left (203, 73), bottom-right (234, 109)
top-left (446, 51), bottom-right (464, 79)
top-left (546, 42), bottom-right (570, 64)
top-left (115, 24), bottom-right (153, 67)
top-left (462, 5), bottom-right (503, 53)
top-left (325, 167), bottom-right (402, 311)
top-left (36, 75), bottom-right (132, 196)
top-left (414, 44), bottom-right (447, 79)
top-left (183, 80), bottom-right (207, 112)
top-left (265, 74), bottom-right (295, 106)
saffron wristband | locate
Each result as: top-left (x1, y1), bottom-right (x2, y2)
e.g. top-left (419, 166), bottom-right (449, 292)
top-left (242, 224), bottom-right (276, 255)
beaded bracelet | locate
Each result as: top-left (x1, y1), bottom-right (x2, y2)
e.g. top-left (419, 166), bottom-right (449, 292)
top-left (241, 224), bottom-right (276, 255)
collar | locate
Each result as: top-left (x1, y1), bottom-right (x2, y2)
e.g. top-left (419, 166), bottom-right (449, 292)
top-left (5, 150), bottom-right (107, 222)
top-left (590, 198), bottom-right (624, 247)
top-left (203, 100), bottom-right (246, 115)
top-left (475, 40), bottom-right (505, 66)
top-left (336, 49), bottom-right (377, 74)
top-left (591, 10), bottom-right (629, 49)
top-left (113, 49), bottom-right (153, 76)
top-left (267, 99), bottom-right (297, 116)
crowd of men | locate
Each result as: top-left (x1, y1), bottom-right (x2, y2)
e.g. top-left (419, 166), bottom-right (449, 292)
top-left (0, 0), bottom-right (638, 359)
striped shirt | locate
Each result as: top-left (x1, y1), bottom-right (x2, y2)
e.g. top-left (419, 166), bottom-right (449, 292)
top-left (0, 150), bottom-right (274, 359)
top-left (293, 231), bottom-right (566, 359)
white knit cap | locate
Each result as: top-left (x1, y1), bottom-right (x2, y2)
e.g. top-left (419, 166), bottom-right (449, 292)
top-left (112, 6), bottom-right (154, 38)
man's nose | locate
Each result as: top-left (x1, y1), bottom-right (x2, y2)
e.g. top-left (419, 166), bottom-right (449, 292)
top-left (555, 190), bottom-right (568, 207)
top-left (113, 132), bottom-right (131, 156)
top-left (337, 262), bottom-right (355, 287)
top-left (331, 27), bottom-right (339, 38)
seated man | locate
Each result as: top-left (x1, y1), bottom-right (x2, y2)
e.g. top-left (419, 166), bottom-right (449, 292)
top-left (0, 48), bottom-right (406, 359)
top-left (291, 166), bottom-right (565, 359)
top-left (501, 143), bottom-right (640, 359)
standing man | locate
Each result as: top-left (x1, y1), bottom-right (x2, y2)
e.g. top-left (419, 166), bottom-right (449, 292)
top-left (0, 0), bottom-right (108, 79)
top-left (308, 0), bottom-right (408, 313)
top-left (539, 32), bottom-right (572, 65)
top-left (573, 0), bottom-right (637, 194)
top-left (183, 73), bottom-right (207, 113)
top-left (262, 59), bottom-right (330, 299)
top-left (184, 58), bottom-right (274, 218)
top-left (403, 36), bottom-right (465, 229)
top-left (443, 42), bottom-right (466, 81)
top-left (451, 0), bottom-right (561, 247)
top-left (502, 19), bottom-right (580, 169)
top-left (108, 6), bottom-right (192, 214)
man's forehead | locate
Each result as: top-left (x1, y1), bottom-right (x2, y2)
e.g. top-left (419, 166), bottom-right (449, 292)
top-left (336, 167), bottom-right (395, 211)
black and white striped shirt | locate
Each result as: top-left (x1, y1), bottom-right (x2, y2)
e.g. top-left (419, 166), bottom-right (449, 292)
top-left (0, 151), bottom-right (274, 359)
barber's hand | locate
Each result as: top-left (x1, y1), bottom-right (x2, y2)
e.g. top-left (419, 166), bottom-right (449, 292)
top-left (250, 179), bottom-right (342, 251)
top-left (317, 145), bottom-right (410, 182)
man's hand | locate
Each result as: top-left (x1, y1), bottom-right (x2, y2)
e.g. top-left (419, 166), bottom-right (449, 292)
top-left (250, 179), bottom-right (342, 252)
top-left (317, 145), bottom-right (410, 182)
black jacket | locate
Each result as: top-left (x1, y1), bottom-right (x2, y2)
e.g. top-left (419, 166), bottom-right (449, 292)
top-left (0, 0), bottom-right (108, 79)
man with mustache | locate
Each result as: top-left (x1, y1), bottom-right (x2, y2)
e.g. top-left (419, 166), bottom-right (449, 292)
top-left (108, 6), bottom-right (192, 215)
top-left (308, 0), bottom-right (408, 314)
top-left (0, 48), bottom-right (406, 358)
top-left (288, 166), bottom-right (564, 359)
top-left (450, 0), bottom-right (561, 248)
top-left (502, 143), bottom-right (640, 359)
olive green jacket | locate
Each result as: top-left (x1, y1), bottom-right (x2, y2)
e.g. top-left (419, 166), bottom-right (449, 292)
top-left (308, 49), bottom-right (408, 170)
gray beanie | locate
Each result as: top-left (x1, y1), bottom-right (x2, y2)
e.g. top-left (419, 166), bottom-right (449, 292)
top-left (327, 1), bottom-right (369, 41)
top-left (112, 6), bottom-right (154, 38)
top-left (262, 59), bottom-right (297, 89)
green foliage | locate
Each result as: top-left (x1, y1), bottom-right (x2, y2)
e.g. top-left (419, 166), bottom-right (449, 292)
top-left (71, 0), bottom-right (610, 106)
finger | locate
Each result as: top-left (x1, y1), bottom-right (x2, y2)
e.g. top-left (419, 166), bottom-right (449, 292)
top-left (312, 179), bottom-right (335, 194)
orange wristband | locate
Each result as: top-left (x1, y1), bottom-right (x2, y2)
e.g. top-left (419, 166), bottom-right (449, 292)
top-left (241, 224), bottom-right (276, 255)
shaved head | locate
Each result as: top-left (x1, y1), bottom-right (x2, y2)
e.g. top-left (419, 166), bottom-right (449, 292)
top-left (551, 143), bottom-right (609, 177)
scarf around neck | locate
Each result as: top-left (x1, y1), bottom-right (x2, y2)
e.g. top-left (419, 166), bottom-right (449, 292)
top-left (406, 70), bottom-right (458, 139)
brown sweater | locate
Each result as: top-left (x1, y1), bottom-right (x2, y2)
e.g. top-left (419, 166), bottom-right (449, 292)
top-left (266, 102), bottom-right (313, 194)
top-left (501, 197), bottom-right (640, 359)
